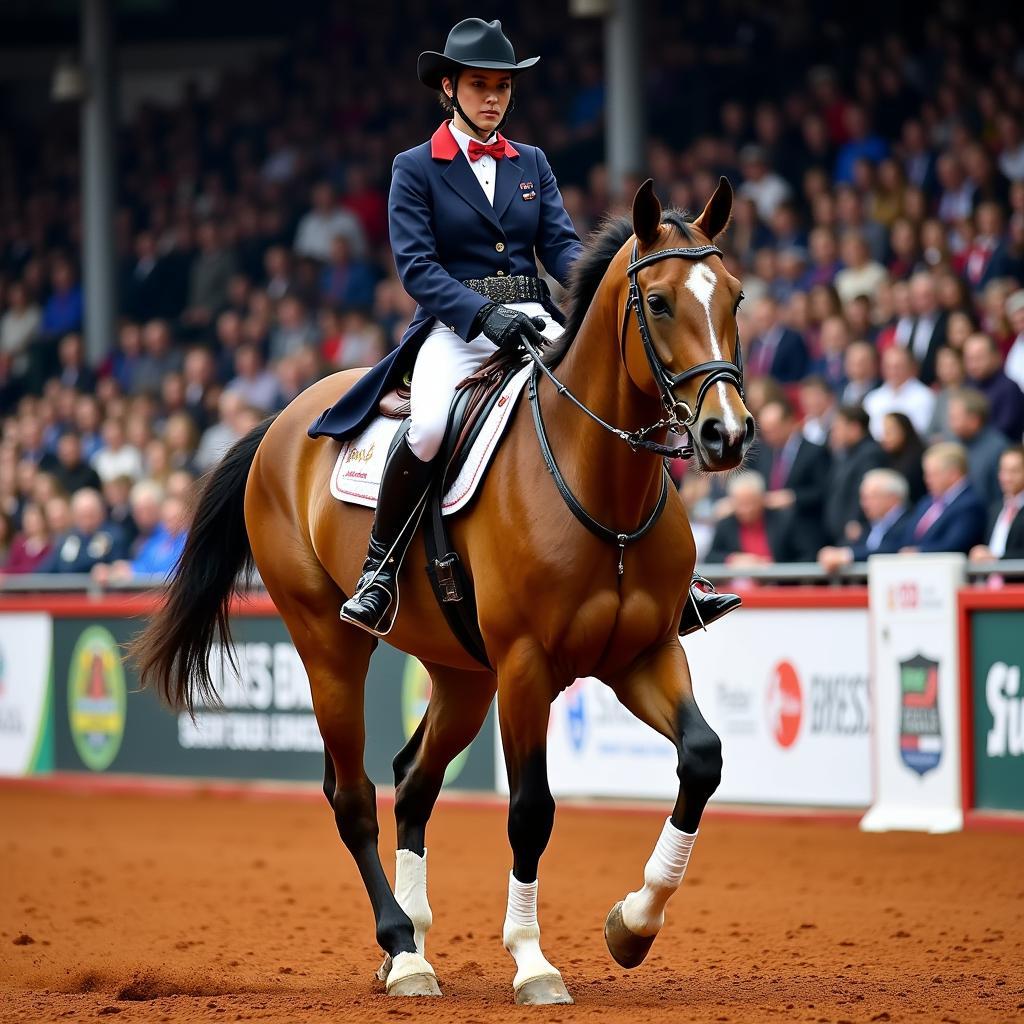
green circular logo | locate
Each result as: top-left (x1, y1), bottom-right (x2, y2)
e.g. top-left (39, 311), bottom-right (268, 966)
top-left (401, 657), bottom-right (468, 786)
top-left (68, 626), bottom-right (126, 771)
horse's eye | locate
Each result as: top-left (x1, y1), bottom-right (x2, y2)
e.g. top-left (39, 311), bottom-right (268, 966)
top-left (647, 294), bottom-right (669, 316)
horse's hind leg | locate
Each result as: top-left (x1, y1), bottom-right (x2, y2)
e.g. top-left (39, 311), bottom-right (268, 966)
top-left (390, 663), bottom-right (496, 959)
top-left (281, 597), bottom-right (441, 997)
top-left (604, 639), bottom-right (722, 969)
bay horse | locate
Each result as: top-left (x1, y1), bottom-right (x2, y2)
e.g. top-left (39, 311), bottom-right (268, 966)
top-left (134, 178), bottom-right (753, 1006)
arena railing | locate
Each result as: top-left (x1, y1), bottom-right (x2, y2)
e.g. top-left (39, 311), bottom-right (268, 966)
top-left (2, 561), bottom-right (1024, 595)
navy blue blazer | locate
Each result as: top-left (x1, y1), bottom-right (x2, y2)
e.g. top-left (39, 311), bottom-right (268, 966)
top-left (309, 122), bottom-right (583, 441)
top-left (899, 483), bottom-right (987, 554)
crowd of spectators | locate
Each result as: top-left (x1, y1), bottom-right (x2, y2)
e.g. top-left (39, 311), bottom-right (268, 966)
top-left (0, 2), bottom-right (1023, 581)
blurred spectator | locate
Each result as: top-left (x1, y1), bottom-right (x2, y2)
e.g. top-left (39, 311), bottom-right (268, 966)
top-left (53, 432), bottom-right (103, 495)
top-left (41, 259), bottom-right (83, 339)
top-left (970, 446), bottom-right (1024, 562)
top-left (92, 417), bottom-right (143, 482)
top-left (269, 295), bottom-right (319, 362)
top-left (94, 493), bottom-right (187, 584)
top-left (864, 346), bottom-right (935, 439)
top-left (963, 332), bottom-right (1024, 440)
top-left (39, 488), bottom-right (128, 573)
top-left (195, 391), bottom-right (252, 471)
top-left (134, 320), bottom-right (183, 397)
top-left (319, 235), bottom-right (377, 311)
top-left (225, 344), bottom-right (280, 412)
top-left (840, 340), bottom-right (880, 406)
top-left (834, 105), bottom-right (888, 185)
top-left (122, 231), bottom-right (168, 322)
top-left (810, 315), bottom-right (849, 394)
top-left (1004, 290), bottom-right (1024, 392)
top-left (895, 272), bottom-right (948, 385)
top-left (926, 346), bottom-right (966, 440)
top-left (880, 411), bottom-right (927, 503)
top-left (738, 146), bottom-right (792, 221)
top-left (747, 296), bottom-right (809, 383)
top-left (824, 405), bottom-right (886, 545)
top-left (294, 182), bottom-right (367, 263)
top-left (818, 468), bottom-right (912, 571)
top-left (706, 472), bottom-right (815, 566)
top-left (56, 333), bottom-right (96, 393)
top-left (834, 231), bottom-right (888, 305)
top-left (181, 221), bottom-right (238, 331)
top-left (0, 282), bottom-right (40, 370)
top-left (799, 376), bottom-right (836, 446)
top-left (752, 397), bottom-right (830, 552)
top-left (901, 443), bottom-right (987, 554)
top-left (2, 501), bottom-right (53, 574)
top-left (947, 389), bottom-right (1008, 507)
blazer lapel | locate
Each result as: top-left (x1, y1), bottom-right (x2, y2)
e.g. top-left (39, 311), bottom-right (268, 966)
top-left (441, 154), bottom-right (502, 232)
top-left (493, 153), bottom-right (524, 221)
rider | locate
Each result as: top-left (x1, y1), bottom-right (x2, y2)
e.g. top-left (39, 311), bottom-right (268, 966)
top-left (336, 17), bottom-right (740, 637)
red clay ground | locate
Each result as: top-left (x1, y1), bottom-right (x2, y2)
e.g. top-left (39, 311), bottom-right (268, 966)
top-left (1, 785), bottom-right (1022, 1024)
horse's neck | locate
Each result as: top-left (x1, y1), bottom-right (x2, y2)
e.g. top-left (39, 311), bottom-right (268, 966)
top-left (538, 280), bottom-right (667, 529)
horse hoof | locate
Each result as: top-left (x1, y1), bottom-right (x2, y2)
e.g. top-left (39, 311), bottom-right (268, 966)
top-left (604, 900), bottom-right (656, 969)
top-left (388, 973), bottom-right (442, 997)
top-left (383, 951), bottom-right (441, 997)
top-left (515, 975), bottom-right (574, 1006)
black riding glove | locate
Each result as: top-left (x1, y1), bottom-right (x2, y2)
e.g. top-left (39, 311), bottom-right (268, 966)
top-left (472, 302), bottom-right (547, 351)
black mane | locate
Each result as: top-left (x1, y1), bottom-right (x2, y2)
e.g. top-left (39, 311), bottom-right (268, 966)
top-left (543, 209), bottom-right (695, 367)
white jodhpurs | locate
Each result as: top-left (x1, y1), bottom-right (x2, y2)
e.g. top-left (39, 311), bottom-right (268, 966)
top-left (407, 300), bottom-right (562, 462)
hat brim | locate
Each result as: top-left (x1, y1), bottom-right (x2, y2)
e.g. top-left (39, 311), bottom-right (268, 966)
top-left (417, 51), bottom-right (540, 90)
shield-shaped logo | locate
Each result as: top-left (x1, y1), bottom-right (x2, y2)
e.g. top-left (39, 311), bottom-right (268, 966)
top-left (899, 653), bottom-right (942, 776)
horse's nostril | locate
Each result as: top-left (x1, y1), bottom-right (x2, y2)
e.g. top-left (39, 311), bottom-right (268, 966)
top-left (699, 418), bottom-right (726, 451)
top-left (743, 416), bottom-right (756, 446)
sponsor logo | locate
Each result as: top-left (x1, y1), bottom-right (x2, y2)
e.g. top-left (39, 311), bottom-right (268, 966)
top-left (345, 442), bottom-right (376, 465)
top-left (765, 660), bottom-right (802, 749)
top-left (985, 661), bottom-right (1024, 758)
top-left (899, 653), bottom-right (942, 776)
top-left (0, 644), bottom-right (23, 740)
top-left (564, 680), bottom-right (586, 753)
top-left (68, 626), bottom-right (126, 771)
top-left (400, 658), bottom-right (468, 785)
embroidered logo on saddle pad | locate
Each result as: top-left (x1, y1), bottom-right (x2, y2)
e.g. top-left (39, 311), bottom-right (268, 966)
top-left (330, 364), bottom-right (532, 515)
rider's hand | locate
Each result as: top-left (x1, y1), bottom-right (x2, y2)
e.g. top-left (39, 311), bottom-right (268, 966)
top-left (473, 303), bottom-right (547, 351)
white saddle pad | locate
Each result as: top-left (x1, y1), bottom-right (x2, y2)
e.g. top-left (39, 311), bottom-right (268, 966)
top-left (330, 363), bottom-right (532, 516)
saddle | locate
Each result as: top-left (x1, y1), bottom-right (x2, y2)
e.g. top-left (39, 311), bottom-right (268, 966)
top-left (379, 347), bottom-right (527, 669)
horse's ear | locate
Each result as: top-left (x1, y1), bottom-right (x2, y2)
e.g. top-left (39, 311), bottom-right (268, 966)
top-left (694, 176), bottom-right (734, 241)
top-left (631, 178), bottom-right (662, 248)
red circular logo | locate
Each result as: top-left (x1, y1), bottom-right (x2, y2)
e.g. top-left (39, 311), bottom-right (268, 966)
top-left (765, 660), bottom-right (803, 749)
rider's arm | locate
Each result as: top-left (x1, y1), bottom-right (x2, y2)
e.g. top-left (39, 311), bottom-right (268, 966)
top-left (533, 147), bottom-right (584, 289)
top-left (388, 151), bottom-right (489, 341)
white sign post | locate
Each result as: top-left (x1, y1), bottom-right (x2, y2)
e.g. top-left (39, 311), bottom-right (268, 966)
top-left (861, 553), bottom-right (966, 833)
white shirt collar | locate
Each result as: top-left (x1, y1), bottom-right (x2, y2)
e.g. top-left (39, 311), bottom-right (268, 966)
top-left (448, 120), bottom-right (496, 160)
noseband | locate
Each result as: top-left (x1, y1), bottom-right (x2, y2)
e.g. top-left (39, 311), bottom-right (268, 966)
top-left (521, 235), bottom-right (746, 577)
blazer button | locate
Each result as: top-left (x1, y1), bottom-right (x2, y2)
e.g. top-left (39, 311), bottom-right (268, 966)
top-left (495, 241), bottom-right (505, 252)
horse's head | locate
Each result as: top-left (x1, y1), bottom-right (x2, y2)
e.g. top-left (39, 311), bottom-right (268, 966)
top-left (622, 178), bottom-right (754, 471)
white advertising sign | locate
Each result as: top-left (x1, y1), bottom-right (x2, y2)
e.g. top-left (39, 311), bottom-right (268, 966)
top-left (0, 614), bottom-right (53, 776)
top-left (861, 553), bottom-right (965, 833)
top-left (496, 608), bottom-right (872, 807)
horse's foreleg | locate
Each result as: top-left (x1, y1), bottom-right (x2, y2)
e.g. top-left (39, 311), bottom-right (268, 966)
top-left (392, 664), bottom-right (496, 958)
top-left (496, 652), bottom-right (573, 1006)
top-left (605, 639), bottom-right (722, 968)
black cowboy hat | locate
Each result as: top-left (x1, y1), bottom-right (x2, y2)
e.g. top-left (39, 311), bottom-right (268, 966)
top-left (417, 18), bottom-right (539, 90)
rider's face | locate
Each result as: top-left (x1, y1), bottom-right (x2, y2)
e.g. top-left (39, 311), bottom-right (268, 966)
top-left (444, 70), bottom-right (512, 136)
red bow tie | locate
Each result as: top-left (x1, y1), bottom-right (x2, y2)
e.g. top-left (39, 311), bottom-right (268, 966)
top-left (468, 137), bottom-right (507, 162)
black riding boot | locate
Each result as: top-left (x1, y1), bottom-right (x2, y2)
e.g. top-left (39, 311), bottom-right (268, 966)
top-left (679, 573), bottom-right (742, 636)
top-left (340, 435), bottom-right (435, 635)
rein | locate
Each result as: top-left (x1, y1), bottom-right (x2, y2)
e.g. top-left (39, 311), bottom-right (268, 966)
top-left (522, 237), bottom-right (745, 577)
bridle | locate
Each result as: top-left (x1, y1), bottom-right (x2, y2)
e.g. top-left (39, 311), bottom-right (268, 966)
top-left (521, 236), bottom-right (747, 577)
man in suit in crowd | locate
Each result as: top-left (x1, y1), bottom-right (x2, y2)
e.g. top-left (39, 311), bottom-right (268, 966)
top-left (891, 271), bottom-right (948, 386)
top-left (818, 468), bottom-right (914, 572)
top-left (969, 445), bottom-right (1024, 562)
top-left (706, 472), bottom-right (818, 566)
top-left (39, 488), bottom-right (129, 574)
top-left (900, 442), bottom-right (987, 554)
top-left (753, 396), bottom-right (831, 552)
top-left (947, 387), bottom-right (1007, 508)
top-left (963, 332), bottom-right (1024, 441)
top-left (747, 295), bottom-right (809, 383)
top-left (824, 405), bottom-right (887, 544)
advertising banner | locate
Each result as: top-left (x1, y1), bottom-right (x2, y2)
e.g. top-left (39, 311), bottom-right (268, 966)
top-left (0, 614), bottom-right (53, 776)
top-left (970, 610), bottom-right (1024, 812)
top-left (51, 614), bottom-right (495, 791)
top-left (862, 554), bottom-right (965, 833)
top-left (497, 607), bottom-right (872, 807)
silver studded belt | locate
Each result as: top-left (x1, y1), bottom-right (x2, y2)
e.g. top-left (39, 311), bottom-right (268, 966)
top-left (462, 275), bottom-right (550, 304)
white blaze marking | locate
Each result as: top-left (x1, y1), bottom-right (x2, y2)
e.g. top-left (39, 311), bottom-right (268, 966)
top-left (683, 263), bottom-right (743, 441)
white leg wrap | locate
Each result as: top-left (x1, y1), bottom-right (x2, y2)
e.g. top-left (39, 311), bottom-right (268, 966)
top-left (502, 872), bottom-right (562, 990)
top-left (394, 849), bottom-right (432, 956)
top-left (621, 818), bottom-right (697, 937)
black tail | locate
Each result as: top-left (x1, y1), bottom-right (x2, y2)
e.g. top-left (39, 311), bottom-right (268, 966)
top-left (131, 416), bottom-right (276, 716)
